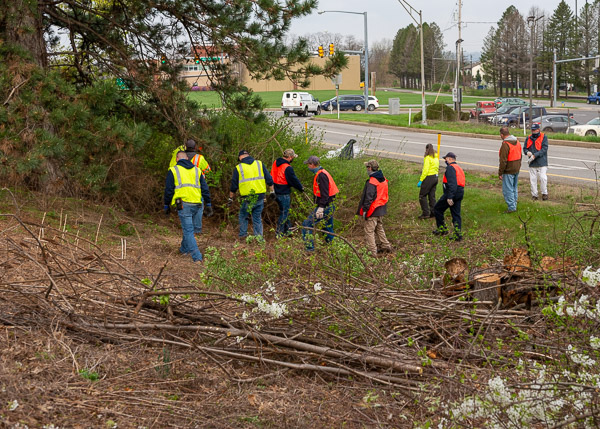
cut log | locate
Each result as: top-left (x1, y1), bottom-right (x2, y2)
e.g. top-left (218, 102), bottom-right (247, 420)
top-left (503, 247), bottom-right (531, 273)
top-left (471, 273), bottom-right (502, 303)
top-left (444, 257), bottom-right (468, 285)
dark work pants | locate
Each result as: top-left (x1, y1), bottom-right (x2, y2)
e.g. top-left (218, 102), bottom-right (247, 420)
top-left (434, 191), bottom-right (463, 238)
top-left (419, 175), bottom-right (438, 217)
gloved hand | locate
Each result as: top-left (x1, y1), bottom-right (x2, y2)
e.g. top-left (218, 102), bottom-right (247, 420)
top-left (527, 156), bottom-right (534, 164)
top-left (447, 199), bottom-right (454, 206)
top-left (417, 181), bottom-right (422, 187)
top-left (268, 191), bottom-right (277, 201)
top-left (226, 197), bottom-right (234, 207)
top-left (163, 205), bottom-right (170, 216)
top-left (527, 151), bottom-right (533, 157)
top-left (204, 204), bottom-right (214, 217)
top-left (315, 207), bottom-right (324, 220)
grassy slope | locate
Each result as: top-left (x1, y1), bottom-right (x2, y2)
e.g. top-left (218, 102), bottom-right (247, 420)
top-left (1, 156), bottom-right (598, 428)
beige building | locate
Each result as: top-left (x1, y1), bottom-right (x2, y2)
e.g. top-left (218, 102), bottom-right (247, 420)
top-left (179, 51), bottom-right (362, 92)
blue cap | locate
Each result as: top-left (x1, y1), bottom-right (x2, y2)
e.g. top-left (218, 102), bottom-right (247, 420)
top-left (531, 123), bottom-right (540, 131)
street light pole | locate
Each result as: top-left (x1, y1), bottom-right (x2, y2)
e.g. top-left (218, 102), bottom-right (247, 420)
top-left (397, 0), bottom-right (427, 124)
top-left (318, 10), bottom-right (369, 114)
top-left (528, 15), bottom-right (543, 123)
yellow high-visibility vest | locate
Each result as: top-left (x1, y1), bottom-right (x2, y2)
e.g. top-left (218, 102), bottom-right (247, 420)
top-left (236, 160), bottom-right (266, 196)
top-left (170, 165), bottom-right (203, 205)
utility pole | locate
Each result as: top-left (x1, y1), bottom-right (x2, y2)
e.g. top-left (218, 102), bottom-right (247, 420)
top-left (528, 15), bottom-right (543, 124)
top-left (455, 0), bottom-right (462, 120)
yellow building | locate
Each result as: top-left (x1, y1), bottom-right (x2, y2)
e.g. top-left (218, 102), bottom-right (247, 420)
top-left (179, 54), bottom-right (362, 92)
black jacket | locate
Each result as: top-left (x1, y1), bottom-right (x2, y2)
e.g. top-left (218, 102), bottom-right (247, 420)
top-left (273, 158), bottom-right (303, 195)
top-left (357, 170), bottom-right (387, 217)
top-left (313, 168), bottom-right (335, 208)
top-left (164, 159), bottom-right (211, 206)
top-left (442, 162), bottom-right (464, 200)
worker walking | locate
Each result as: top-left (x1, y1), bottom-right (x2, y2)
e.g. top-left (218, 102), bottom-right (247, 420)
top-left (271, 148), bottom-right (304, 237)
top-left (169, 139), bottom-right (211, 175)
top-left (164, 151), bottom-right (213, 262)
top-left (498, 126), bottom-right (522, 213)
top-left (417, 143), bottom-right (439, 219)
top-left (357, 160), bottom-right (392, 256)
top-left (228, 150), bottom-right (274, 240)
top-left (302, 156), bottom-right (338, 251)
top-left (433, 152), bottom-right (465, 242)
top-left (524, 123), bottom-right (549, 201)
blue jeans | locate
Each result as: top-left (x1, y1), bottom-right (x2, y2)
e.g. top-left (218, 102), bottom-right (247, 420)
top-left (239, 197), bottom-right (264, 238)
top-left (302, 205), bottom-right (335, 250)
top-left (275, 194), bottom-right (291, 236)
top-left (178, 202), bottom-right (203, 262)
top-left (502, 173), bottom-right (519, 211)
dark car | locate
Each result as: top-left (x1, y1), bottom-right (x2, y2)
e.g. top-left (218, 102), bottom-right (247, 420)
top-left (497, 106), bottom-right (547, 128)
top-left (321, 95), bottom-right (367, 112)
top-left (479, 105), bottom-right (521, 124)
top-left (531, 115), bottom-right (578, 133)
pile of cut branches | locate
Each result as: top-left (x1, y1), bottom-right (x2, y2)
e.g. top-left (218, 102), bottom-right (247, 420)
top-left (0, 213), bottom-right (592, 386)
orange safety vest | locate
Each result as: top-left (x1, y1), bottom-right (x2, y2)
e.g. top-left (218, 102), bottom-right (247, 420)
top-left (443, 163), bottom-right (466, 187)
top-left (313, 169), bottom-right (339, 197)
top-left (500, 140), bottom-right (522, 162)
top-left (359, 177), bottom-right (389, 217)
top-left (526, 133), bottom-right (544, 151)
top-left (271, 161), bottom-right (290, 185)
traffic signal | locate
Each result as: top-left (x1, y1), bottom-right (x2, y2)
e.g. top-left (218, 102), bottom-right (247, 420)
top-left (194, 55), bottom-right (200, 64)
top-left (329, 43), bottom-right (334, 56)
top-left (317, 45), bottom-right (324, 58)
top-left (160, 55), bottom-right (166, 64)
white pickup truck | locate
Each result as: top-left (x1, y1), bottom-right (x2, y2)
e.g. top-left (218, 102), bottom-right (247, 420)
top-left (281, 92), bottom-right (321, 116)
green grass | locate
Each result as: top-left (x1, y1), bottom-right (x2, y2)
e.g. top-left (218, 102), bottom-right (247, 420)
top-left (187, 89), bottom-right (491, 109)
top-left (315, 113), bottom-right (600, 144)
top-left (317, 155), bottom-right (598, 260)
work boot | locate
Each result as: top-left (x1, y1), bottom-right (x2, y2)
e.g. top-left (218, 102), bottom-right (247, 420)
top-left (532, 196), bottom-right (538, 201)
top-left (542, 194), bottom-right (548, 201)
top-left (432, 229), bottom-right (449, 236)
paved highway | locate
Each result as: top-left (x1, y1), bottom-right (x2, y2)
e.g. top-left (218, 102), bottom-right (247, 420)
top-left (288, 116), bottom-right (600, 186)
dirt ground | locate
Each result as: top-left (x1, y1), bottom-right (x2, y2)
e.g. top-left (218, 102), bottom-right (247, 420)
top-left (0, 198), bottom-right (427, 429)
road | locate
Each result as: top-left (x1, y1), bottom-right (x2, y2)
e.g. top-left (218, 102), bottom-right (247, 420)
top-left (287, 116), bottom-right (600, 186)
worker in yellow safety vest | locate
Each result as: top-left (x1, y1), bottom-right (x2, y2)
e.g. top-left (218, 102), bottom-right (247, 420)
top-left (169, 139), bottom-right (211, 175)
top-left (228, 150), bottom-right (275, 239)
top-left (164, 151), bottom-right (213, 262)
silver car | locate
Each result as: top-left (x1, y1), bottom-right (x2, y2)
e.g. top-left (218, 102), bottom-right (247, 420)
top-left (531, 115), bottom-right (578, 133)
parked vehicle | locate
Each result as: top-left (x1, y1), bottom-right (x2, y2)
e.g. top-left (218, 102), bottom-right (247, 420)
top-left (321, 95), bottom-right (368, 112)
top-left (531, 115), bottom-right (578, 133)
top-left (494, 97), bottom-right (528, 108)
top-left (281, 92), bottom-right (321, 116)
top-left (479, 105), bottom-right (521, 124)
top-left (587, 92), bottom-right (600, 105)
top-left (368, 96), bottom-right (379, 110)
top-left (567, 118), bottom-right (600, 137)
top-left (496, 107), bottom-right (572, 128)
top-left (470, 101), bottom-right (497, 120)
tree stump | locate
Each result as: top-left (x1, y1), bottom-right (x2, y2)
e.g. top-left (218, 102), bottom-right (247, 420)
top-left (471, 273), bottom-right (502, 303)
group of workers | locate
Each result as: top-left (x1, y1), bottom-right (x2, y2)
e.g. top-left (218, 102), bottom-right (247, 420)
top-left (163, 125), bottom-right (548, 262)
top-left (163, 139), bottom-right (398, 262)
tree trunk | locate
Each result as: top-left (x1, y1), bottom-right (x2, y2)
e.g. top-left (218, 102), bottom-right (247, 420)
top-left (1, 0), bottom-right (47, 67)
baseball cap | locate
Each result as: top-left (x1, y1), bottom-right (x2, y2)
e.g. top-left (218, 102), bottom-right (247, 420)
top-left (283, 148), bottom-right (298, 158)
top-left (238, 150), bottom-right (249, 157)
top-left (364, 159), bottom-right (379, 170)
top-left (531, 123), bottom-right (540, 131)
top-left (443, 152), bottom-right (457, 159)
top-left (304, 155), bottom-right (320, 165)
top-left (185, 139), bottom-right (196, 149)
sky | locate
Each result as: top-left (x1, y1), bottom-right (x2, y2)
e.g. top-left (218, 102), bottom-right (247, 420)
top-left (289, 0), bottom-right (580, 55)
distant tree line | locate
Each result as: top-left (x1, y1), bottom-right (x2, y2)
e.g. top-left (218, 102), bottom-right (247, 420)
top-left (481, 0), bottom-right (600, 97)
top-left (381, 0), bottom-right (600, 96)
